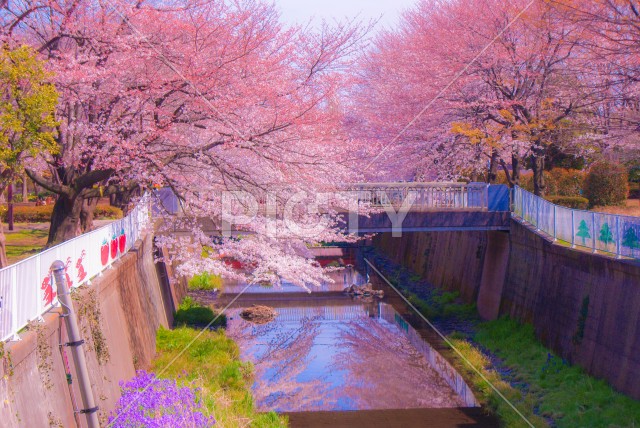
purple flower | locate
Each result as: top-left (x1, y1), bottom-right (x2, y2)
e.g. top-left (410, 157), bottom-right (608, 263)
top-left (108, 370), bottom-right (215, 427)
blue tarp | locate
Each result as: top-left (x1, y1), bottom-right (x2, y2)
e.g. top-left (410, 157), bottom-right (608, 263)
top-left (488, 185), bottom-right (510, 212)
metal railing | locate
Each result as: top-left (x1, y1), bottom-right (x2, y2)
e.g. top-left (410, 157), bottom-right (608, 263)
top-left (350, 182), bottom-right (489, 210)
top-left (0, 195), bottom-right (151, 342)
top-left (513, 186), bottom-right (640, 259)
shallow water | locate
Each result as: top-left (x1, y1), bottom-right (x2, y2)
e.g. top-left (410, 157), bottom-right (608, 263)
top-left (225, 280), bottom-right (466, 413)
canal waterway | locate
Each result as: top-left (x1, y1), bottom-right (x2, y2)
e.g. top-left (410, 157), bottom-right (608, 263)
top-left (219, 267), bottom-right (476, 414)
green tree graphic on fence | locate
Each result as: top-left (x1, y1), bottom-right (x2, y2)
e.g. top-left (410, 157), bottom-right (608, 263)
top-left (622, 226), bottom-right (639, 256)
top-left (599, 223), bottom-right (615, 245)
top-left (576, 220), bottom-right (591, 245)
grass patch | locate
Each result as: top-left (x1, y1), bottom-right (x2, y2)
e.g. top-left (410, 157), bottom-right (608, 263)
top-left (174, 296), bottom-right (226, 328)
top-left (447, 333), bottom-right (548, 427)
top-left (472, 318), bottom-right (640, 427)
top-left (188, 272), bottom-right (223, 291)
top-left (4, 228), bottom-right (48, 263)
top-left (406, 290), bottom-right (477, 320)
top-left (152, 326), bottom-right (286, 428)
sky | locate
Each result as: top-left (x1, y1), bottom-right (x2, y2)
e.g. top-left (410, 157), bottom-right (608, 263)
top-left (273, 0), bottom-right (418, 31)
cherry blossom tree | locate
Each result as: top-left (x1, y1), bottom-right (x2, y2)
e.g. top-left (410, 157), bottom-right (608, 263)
top-left (347, 0), bottom-right (608, 195)
top-left (2, 0), bottom-right (369, 286)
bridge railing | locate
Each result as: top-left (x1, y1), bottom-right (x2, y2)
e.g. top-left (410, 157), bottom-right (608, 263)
top-left (0, 195), bottom-right (151, 342)
top-left (513, 186), bottom-right (640, 259)
top-left (350, 182), bottom-right (489, 210)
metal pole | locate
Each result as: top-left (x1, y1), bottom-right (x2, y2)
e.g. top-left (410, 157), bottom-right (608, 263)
top-left (571, 210), bottom-right (576, 248)
top-left (536, 195), bottom-right (540, 230)
top-left (553, 204), bottom-right (557, 242)
top-left (52, 261), bottom-right (100, 428)
top-left (592, 212), bottom-right (597, 253)
top-left (616, 216), bottom-right (622, 259)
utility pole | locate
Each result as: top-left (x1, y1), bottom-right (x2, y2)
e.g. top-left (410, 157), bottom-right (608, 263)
top-left (52, 261), bottom-right (100, 428)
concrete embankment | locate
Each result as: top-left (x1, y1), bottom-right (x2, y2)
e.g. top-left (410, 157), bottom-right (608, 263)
top-left (0, 234), bottom-right (183, 426)
top-left (374, 218), bottom-right (640, 400)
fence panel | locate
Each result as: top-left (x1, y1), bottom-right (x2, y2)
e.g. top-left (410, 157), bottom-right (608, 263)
top-left (0, 195), bottom-right (150, 342)
top-left (513, 186), bottom-right (640, 260)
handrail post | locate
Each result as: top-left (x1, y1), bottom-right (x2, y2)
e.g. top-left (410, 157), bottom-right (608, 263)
top-left (592, 212), bottom-right (597, 253)
top-left (536, 195), bottom-right (540, 231)
top-left (10, 268), bottom-right (19, 341)
top-left (553, 204), bottom-right (557, 242)
top-left (571, 210), bottom-right (576, 248)
top-left (616, 216), bottom-right (622, 259)
top-left (52, 261), bottom-right (100, 428)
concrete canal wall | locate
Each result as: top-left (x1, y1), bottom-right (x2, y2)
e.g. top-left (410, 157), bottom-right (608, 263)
top-left (0, 234), bottom-right (182, 427)
top-left (374, 219), bottom-right (640, 400)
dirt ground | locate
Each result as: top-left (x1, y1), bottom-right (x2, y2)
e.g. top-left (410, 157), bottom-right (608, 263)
top-left (593, 199), bottom-right (640, 217)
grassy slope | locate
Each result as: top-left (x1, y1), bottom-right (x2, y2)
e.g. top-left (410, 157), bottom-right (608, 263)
top-left (152, 327), bottom-right (287, 428)
top-left (381, 261), bottom-right (640, 427)
top-left (473, 319), bottom-right (640, 428)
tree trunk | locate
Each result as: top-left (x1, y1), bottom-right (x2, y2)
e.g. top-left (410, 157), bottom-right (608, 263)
top-left (22, 173), bottom-right (28, 202)
top-left (80, 197), bottom-right (99, 232)
top-left (7, 182), bottom-right (14, 231)
top-left (511, 154), bottom-right (521, 187)
top-left (112, 185), bottom-right (141, 215)
top-left (488, 150), bottom-right (499, 184)
top-left (47, 192), bottom-right (84, 246)
top-left (0, 220), bottom-right (8, 268)
top-left (531, 151), bottom-right (546, 196)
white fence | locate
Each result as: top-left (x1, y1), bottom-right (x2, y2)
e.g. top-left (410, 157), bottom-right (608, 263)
top-left (351, 182), bottom-right (489, 210)
top-left (0, 196), bottom-right (151, 342)
top-left (513, 186), bottom-right (640, 259)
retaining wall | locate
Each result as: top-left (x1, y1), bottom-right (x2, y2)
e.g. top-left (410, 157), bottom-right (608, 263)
top-left (0, 233), bottom-right (179, 426)
top-left (373, 219), bottom-right (640, 400)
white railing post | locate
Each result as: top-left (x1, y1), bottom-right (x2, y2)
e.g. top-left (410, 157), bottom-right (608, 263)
top-left (592, 212), bottom-right (597, 253)
top-left (571, 210), bottom-right (576, 248)
top-left (35, 254), bottom-right (43, 321)
top-left (10, 268), bottom-right (19, 341)
top-left (553, 204), bottom-right (557, 242)
top-left (536, 195), bottom-right (540, 230)
top-left (616, 216), bottom-right (622, 259)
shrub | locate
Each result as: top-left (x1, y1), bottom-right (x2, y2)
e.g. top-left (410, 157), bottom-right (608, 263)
top-left (520, 169), bottom-right (586, 196)
top-left (545, 195), bottom-right (590, 210)
top-left (1, 203), bottom-right (123, 222)
top-left (548, 168), bottom-right (585, 196)
top-left (109, 370), bottom-right (215, 427)
top-left (188, 272), bottom-right (223, 291)
top-left (583, 161), bottom-right (629, 207)
top-left (174, 296), bottom-right (226, 328)
top-left (94, 204), bottom-right (123, 219)
top-left (2, 205), bottom-right (52, 222)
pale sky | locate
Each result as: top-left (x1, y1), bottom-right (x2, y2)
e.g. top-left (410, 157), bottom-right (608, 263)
top-left (273, 0), bottom-right (418, 31)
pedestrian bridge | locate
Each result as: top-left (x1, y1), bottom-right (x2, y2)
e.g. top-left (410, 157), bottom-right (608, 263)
top-left (155, 182), bottom-right (512, 235)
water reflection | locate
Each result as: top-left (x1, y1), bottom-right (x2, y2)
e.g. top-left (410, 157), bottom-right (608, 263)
top-left (223, 268), bottom-right (368, 295)
top-left (227, 297), bottom-right (464, 412)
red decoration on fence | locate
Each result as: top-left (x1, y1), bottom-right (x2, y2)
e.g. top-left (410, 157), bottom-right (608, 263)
top-left (118, 229), bottom-right (127, 253)
top-left (76, 250), bottom-right (87, 282)
top-left (110, 234), bottom-right (118, 259)
top-left (64, 257), bottom-right (74, 288)
top-left (41, 274), bottom-right (56, 306)
top-left (101, 239), bottom-right (109, 266)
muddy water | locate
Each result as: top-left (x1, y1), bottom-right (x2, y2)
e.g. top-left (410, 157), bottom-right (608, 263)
top-left (223, 270), bottom-right (467, 413)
